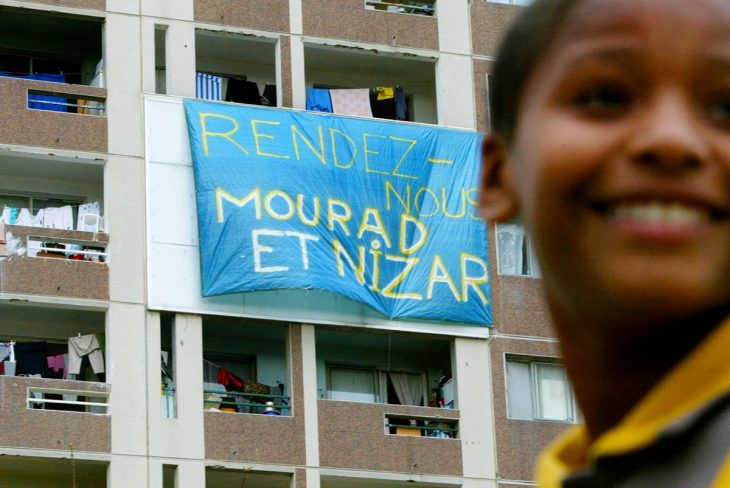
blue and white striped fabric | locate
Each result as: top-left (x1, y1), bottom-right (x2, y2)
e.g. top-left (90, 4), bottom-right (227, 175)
top-left (196, 72), bottom-right (222, 101)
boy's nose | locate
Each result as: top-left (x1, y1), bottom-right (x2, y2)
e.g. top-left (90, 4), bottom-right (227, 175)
top-left (628, 90), bottom-right (708, 174)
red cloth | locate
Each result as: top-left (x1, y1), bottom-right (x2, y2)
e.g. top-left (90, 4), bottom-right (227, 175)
top-left (216, 367), bottom-right (244, 391)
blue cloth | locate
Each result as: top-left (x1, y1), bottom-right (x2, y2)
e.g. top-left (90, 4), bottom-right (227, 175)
top-left (306, 88), bottom-right (333, 113)
top-left (183, 99), bottom-right (492, 326)
top-left (395, 86), bottom-right (407, 121)
top-left (0, 72), bottom-right (67, 112)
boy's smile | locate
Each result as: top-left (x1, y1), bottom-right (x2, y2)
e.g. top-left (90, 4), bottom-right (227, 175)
top-left (486, 0), bottom-right (730, 333)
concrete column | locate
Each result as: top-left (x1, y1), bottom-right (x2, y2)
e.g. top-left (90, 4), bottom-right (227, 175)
top-left (105, 155), bottom-right (146, 303)
top-left (437, 0), bottom-right (471, 55)
top-left (434, 0), bottom-right (475, 129)
top-left (290, 36), bottom-right (307, 109)
top-left (301, 324), bottom-right (320, 488)
top-left (141, 18), bottom-right (158, 93)
top-left (164, 22), bottom-right (196, 98)
top-left (176, 459), bottom-right (207, 488)
top-left (105, 13), bottom-right (144, 157)
top-left (109, 455), bottom-right (147, 488)
top-left (108, 303), bottom-right (148, 455)
top-left (453, 337), bottom-right (497, 481)
top-left (149, 314), bottom-right (205, 459)
top-left (435, 54), bottom-right (476, 129)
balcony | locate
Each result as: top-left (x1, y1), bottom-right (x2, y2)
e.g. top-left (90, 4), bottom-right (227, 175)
top-left (0, 303), bottom-right (109, 452)
top-left (0, 454), bottom-right (108, 488)
top-left (303, 0), bottom-right (438, 50)
top-left (316, 328), bottom-right (460, 475)
top-left (1, 225), bottom-right (108, 303)
top-left (305, 44), bottom-right (437, 124)
top-left (0, 6), bottom-right (106, 153)
top-left (195, 317), bottom-right (305, 465)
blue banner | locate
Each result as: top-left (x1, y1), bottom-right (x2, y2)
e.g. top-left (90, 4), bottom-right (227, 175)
top-left (184, 99), bottom-right (491, 325)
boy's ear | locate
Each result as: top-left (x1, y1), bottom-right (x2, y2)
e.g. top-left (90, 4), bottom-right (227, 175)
top-left (479, 135), bottom-right (519, 222)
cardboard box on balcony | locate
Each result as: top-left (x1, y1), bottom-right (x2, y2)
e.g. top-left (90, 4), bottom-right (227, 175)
top-left (395, 426), bottom-right (422, 436)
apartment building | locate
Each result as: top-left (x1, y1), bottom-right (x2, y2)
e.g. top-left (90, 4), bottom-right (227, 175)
top-left (0, 1), bottom-right (571, 487)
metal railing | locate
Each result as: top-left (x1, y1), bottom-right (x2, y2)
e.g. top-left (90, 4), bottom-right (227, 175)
top-left (203, 389), bottom-right (290, 415)
top-left (365, 0), bottom-right (436, 16)
top-left (27, 387), bottom-right (109, 414)
top-left (27, 90), bottom-right (106, 116)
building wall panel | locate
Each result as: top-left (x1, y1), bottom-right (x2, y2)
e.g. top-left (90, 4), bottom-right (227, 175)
top-left (470, 2), bottom-right (521, 58)
top-left (0, 376), bottom-right (111, 452)
top-left (318, 400), bottom-right (462, 476)
top-left (194, 0), bottom-right (289, 32)
top-left (0, 77), bottom-right (107, 153)
top-left (490, 337), bottom-right (566, 482)
top-left (302, 0), bottom-right (438, 50)
top-left (1, 226), bottom-right (109, 301)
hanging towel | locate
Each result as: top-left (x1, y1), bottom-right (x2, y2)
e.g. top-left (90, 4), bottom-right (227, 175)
top-left (376, 86), bottom-right (395, 100)
top-left (262, 84), bottom-right (277, 107)
top-left (43, 206), bottom-right (73, 230)
top-left (306, 88), bottom-right (333, 113)
top-left (196, 72), bottom-right (223, 101)
top-left (329, 89), bottom-right (373, 118)
top-left (395, 86), bottom-right (407, 121)
top-left (14, 342), bottom-right (48, 376)
top-left (15, 208), bottom-right (44, 227)
top-left (1, 207), bottom-right (19, 225)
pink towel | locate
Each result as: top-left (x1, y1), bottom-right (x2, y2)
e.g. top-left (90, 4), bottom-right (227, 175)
top-left (329, 89), bottom-right (373, 118)
top-left (47, 354), bottom-right (66, 373)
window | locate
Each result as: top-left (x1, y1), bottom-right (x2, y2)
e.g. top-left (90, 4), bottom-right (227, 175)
top-left (364, 0), bottom-right (435, 16)
top-left (505, 356), bottom-right (578, 422)
top-left (495, 222), bottom-right (540, 277)
top-left (326, 365), bottom-right (427, 406)
top-left (484, 0), bottom-right (533, 6)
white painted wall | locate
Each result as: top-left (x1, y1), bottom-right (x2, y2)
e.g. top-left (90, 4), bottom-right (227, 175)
top-left (452, 337), bottom-right (497, 481)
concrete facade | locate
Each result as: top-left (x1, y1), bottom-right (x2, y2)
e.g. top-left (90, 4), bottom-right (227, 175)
top-left (0, 1), bottom-right (567, 487)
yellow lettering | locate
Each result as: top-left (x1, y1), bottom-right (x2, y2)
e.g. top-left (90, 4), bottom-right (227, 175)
top-left (215, 187), bottom-right (261, 223)
top-left (333, 240), bottom-right (365, 285)
top-left (427, 256), bottom-right (461, 301)
top-left (357, 208), bottom-right (392, 248)
top-left (264, 190), bottom-right (295, 220)
top-left (390, 136), bottom-right (418, 180)
top-left (399, 214), bottom-right (427, 254)
top-left (414, 187), bottom-right (440, 217)
top-left (296, 194), bottom-right (320, 226)
top-left (199, 113), bottom-right (249, 157)
top-left (385, 181), bottom-right (411, 214)
top-left (381, 255), bottom-right (422, 300)
top-left (330, 129), bottom-right (357, 169)
top-left (441, 187), bottom-right (467, 219)
top-left (292, 125), bottom-right (326, 165)
top-left (327, 199), bottom-right (352, 235)
top-left (251, 119), bottom-right (290, 159)
top-left (460, 253), bottom-right (489, 305)
top-left (369, 244), bottom-right (382, 292)
top-left (466, 187), bottom-right (481, 221)
top-left (363, 133), bottom-right (389, 175)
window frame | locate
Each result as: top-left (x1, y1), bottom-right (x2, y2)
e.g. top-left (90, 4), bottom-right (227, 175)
top-left (504, 355), bottom-right (578, 423)
top-left (325, 363), bottom-right (428, 406)
top-left (494, 221), bottom-right (541, 278)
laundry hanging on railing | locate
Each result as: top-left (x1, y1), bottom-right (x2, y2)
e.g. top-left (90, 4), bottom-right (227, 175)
top-left (196, 72), bottom-right (222, 101)
top-left (306, 86), bottom-right (407, 120)
top-left (0, 72), bottom-right (68, 112)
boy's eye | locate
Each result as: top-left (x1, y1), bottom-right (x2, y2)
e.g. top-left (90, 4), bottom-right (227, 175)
top-left (708, 96), bottom-right (730, 124)
top-left (573, 83), bottom-right (632, 113)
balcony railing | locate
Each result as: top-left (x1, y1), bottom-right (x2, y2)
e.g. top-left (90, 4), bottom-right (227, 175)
top-left (365, 0), bottom-right (435, 15)
top-left (0, 76), bottom-right (108, 152)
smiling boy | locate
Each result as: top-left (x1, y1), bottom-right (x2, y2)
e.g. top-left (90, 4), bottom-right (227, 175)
top-left (479, 0), bottom-right (730, 486)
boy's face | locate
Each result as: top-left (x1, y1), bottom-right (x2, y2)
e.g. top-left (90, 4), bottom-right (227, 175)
top-left (482, 0), bottom-right (730, 331)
